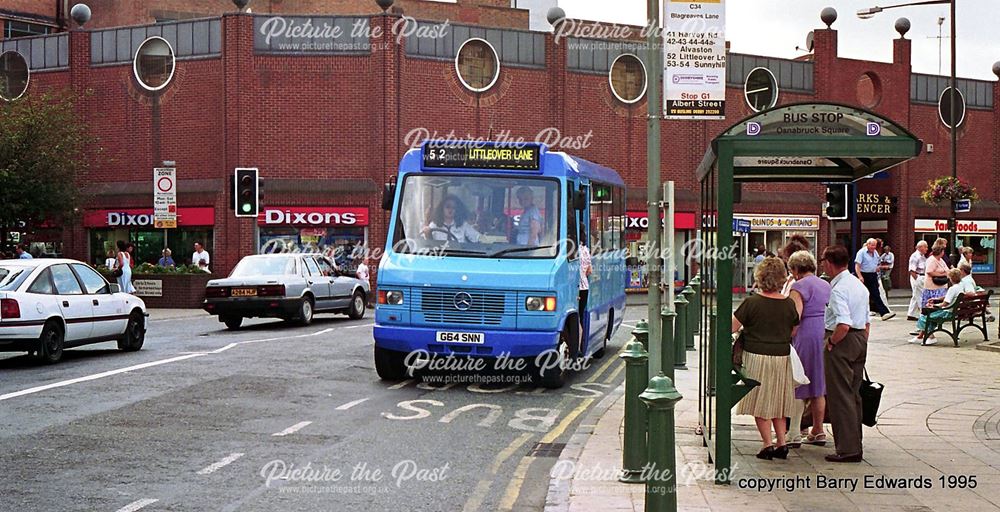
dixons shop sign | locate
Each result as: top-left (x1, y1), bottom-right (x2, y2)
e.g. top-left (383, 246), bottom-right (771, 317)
top-left (258, 207), bottom-right (369, 227)
top-left (84, 208), bottom-right (215, 228)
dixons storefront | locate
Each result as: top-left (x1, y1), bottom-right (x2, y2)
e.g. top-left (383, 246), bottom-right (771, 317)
top-left (257, 206), bottom-right (369, 270)
top-left (915, 218), bottom-right (996, 274)
top-left (625, 211), bottom-right (697, 290)
top-left (84, 208), bottom-right (216, 267)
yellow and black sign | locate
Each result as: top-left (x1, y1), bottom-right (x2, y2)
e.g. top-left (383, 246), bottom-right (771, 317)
top-left (422, 142), bottom-right (541, 171)
top-left (856, 193), bottom-right (896, 215)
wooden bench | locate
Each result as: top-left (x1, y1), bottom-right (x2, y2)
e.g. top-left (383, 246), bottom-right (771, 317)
top-left (921, 290), bottom-right (993, 347)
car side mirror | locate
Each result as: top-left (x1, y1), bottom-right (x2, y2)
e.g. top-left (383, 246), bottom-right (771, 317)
top-left (109, 283), bottom-right (121, 294)
top-left (574, 188), bottom-right (587, 210)
top-left (382, 182), bottom-right (396, 211)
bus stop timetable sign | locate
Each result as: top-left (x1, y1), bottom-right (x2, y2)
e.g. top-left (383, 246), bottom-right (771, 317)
top-left (422, 142), bottom-right (541, 171)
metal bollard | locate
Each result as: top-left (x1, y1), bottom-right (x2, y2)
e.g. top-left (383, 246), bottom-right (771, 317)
top-left (660, 306), bottom-right (676, 383)
top-left (681, 286), bottom-right (696, 351)
top-left (640, 373), bottom-right (683, 512)
top-left (673, 295), bottom-right (688, 370)
top-left (632, 320), bottom-right (650, 352)
top-left (690, 276), bottom-right (702, 336)
top-left (619, 339), bottom-right (649, 484)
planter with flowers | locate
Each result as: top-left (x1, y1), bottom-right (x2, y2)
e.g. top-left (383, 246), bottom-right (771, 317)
top-left (920, 177), bottom-right (979, 207)
top-left (98, 263), bottom-right (213, 308)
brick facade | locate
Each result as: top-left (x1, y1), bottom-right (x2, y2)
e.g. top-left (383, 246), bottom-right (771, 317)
top-left (12, 4), bottom-right (1000, 288)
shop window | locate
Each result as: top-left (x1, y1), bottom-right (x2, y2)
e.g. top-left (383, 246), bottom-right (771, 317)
top-left (455, 38), bottom-right (499, 93)
top-left (89, 228), bottom-right (214, 267)
top-left (0, 50), bottom-right (29, 101)
top-left (609, 53), bottom-right (646, 104)
top-left (133, 36), bottom-right (175, 91)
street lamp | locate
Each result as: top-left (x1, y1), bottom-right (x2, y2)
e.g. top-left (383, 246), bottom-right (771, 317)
top-left (858, 0), bottom-right (958, 264)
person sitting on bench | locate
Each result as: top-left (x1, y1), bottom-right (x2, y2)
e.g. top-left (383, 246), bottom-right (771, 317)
top-left (909, 268), bottom-right (975, 345)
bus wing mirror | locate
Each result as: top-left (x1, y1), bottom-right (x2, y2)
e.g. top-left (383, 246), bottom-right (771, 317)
top-left (381, 183), bottom-right (396, 211)
top-left (574, 189), bottom-right (587, 210)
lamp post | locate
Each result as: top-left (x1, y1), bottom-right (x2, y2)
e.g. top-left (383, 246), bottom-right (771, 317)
top-left (858, 0), bottom-right (958, 263)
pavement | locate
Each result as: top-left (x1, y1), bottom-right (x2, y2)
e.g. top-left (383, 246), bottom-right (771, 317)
top-left (549, 292), bottom-right (1000, 512)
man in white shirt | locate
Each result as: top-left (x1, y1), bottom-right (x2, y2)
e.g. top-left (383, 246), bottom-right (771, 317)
top-left (907, 241), bottom-right (928, 321)
top-left (821, 245), bottom-right (870, 463)
top-left (192, 242), bottom-right (210, 273)
top-left (356, 259), bottom-right (369, 281)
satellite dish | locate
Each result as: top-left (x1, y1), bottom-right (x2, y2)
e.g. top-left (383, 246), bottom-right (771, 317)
top-left (806, 31), bottom-right (815, 51)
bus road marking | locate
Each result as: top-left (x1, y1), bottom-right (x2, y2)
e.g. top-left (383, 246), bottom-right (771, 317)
top-left (387, 379), bottom-right (415, 390)
top-left (345, 323), bottom-right (374, 329)
top-left (272, 421), bottom-right (312, 437)
top-left (603, 362), bottom-right (625, 385)
top-left (197, 453), bottom-right (244, 475)
top-left (115, 499), bottom-right (159, 512)
top-left (335, 398), bottom-right (369, 410)
top-left (461, 433), bottom-right (534, 512)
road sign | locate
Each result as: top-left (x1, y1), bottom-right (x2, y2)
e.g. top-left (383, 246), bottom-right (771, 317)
top-left (732, 219), bottom-right (751, 234)
top-left (663, 0), bottom-right (726, 120)
top-left (954, 199), bottom-right (971, 213)
top-left (153, 167), bottom-right (177, 228)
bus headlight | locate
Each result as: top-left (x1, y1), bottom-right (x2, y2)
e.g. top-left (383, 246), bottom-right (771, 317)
top-left (378, 290), bottom-right (404, 305)
top-left (525, 296), bottom-right (556, 311)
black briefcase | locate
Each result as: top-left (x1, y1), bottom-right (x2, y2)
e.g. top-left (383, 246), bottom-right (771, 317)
top-left (859, 368), bottom-right (883, 427)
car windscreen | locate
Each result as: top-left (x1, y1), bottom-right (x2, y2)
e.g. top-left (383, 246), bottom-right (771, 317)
top-left (0, 266), bottom-right (30, 291)
top-left (230, 257), bottom-right (296, 277)
top-left (391, 174), bottom-right (560, 259)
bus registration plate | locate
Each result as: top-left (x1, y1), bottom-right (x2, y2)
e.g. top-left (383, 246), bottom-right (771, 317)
top-left (435, 331), bottom-right (485, 344)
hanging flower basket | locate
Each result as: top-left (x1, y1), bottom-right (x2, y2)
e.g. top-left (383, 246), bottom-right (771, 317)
top-left (920, 177), bottom-right (978, 206)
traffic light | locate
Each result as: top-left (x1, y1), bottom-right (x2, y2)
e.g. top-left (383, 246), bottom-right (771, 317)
top-left (234, 168), bottom-right (259, 217)
top-left (824, 184), bottom-right (849, 220)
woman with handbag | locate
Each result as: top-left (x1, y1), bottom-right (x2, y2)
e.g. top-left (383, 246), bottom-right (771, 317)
top-left (921, 244), bottom-right (949, 308)
top-left (732, 257), bottom-right (800, 461)
top-left (114, 240), bottom-right (135, 294)
top-left (785, 250), bottom-right (832, 447)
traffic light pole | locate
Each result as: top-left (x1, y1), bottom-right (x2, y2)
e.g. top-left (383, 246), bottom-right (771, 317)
top-left (850, 183), bottom-right (861, 253)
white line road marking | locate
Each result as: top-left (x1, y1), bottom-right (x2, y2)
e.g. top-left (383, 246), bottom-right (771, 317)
top-left (620, 323), bottom-right (637, 329)
top-left (272, 421), bottom-right (313, 437)
top-left (346, 323), bottom-right (374, 329)
top-left (115, 499), bottom-right (159, 512)
top-left (197, 453), bottom-right (245, 475)
top-left (335, 398), bottom-right (370, 410)
top-left (388, 379), bottom-right (415, 390)
top-left (0, 354), bottom-right (206, 402)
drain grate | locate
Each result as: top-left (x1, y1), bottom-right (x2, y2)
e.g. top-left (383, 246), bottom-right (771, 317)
top-left (527, 442), bottom-right (566, 458)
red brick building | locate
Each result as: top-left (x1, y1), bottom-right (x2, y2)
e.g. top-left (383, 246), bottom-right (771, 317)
top-left (3, 0), bottom-right (1000, 287)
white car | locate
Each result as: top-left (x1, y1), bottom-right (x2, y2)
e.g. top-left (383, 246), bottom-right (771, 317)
top-left (0, 259), bottom-right (147, 363)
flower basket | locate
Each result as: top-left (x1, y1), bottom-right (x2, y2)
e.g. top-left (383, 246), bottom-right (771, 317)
top-left (921, 177), bottom-right (978, 207)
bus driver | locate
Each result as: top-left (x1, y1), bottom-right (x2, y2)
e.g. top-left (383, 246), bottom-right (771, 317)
top-left (421, 195), bottom-right (481, 243)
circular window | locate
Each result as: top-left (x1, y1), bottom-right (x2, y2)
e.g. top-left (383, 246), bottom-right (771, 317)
top-left (0, 51), bottom-right (30, 101)
top-left (938, 87), bottom-right (966, 129)
top-left (744, 67), bottom-right (778, 112)
top-left (455, 38), bottom-right (499, 93)
top-left (608, 53), bottom-right (646, 104)
top-left (856, 72), bottom-right (882, 108)
top-left (133, 36), bottom-right (175, 92)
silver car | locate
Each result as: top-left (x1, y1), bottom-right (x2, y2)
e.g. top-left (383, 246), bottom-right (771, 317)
top-left (203, 254), bottom-right (370, 330)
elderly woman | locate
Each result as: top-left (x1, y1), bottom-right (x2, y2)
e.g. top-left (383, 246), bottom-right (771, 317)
top-left (910, 267), bottom-right (976, 345)
top-left (785, 250), bottom-right (832, 447)
top-left (732, 257), bottom-right (800, 460)
top-left (922, 244), bottom-right (949, 307)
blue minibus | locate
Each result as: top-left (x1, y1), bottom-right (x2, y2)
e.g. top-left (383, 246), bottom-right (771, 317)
top-left (373, 141), bottom-right (626, 387)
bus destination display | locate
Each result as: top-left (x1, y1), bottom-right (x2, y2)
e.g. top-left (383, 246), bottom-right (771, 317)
top-left (423, 143), bottom-right (541, 170)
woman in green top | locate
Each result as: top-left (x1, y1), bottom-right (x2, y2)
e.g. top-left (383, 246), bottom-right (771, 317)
top-left (732, 257), bottom-right (800, 460)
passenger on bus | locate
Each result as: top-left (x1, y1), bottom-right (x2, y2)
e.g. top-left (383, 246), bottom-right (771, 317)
top-left (421, 195), bottom-right (481, 243)
top-left (515, 186), bottom-right (543, 245)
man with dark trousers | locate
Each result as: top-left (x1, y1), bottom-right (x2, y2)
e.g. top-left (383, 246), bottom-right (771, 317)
top-left (855, 238), bottom-right (895, 321)
top-left (821, 245), bottom-right (871, 463)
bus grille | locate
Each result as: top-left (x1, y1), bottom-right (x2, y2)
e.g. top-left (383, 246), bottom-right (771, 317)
top-left (418, 288), bottom-right (506, 326)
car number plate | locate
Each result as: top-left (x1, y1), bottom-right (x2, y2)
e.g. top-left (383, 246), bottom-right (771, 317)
top-left (231, 288), bottom-right (257, 297)
top-left (435, 331), bottom-right (484, 344)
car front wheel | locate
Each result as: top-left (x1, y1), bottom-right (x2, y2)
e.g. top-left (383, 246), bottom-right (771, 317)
top-left (117, 310), bottom-right (145, 351)
top-left (36, 321), bottom-right (64, 364)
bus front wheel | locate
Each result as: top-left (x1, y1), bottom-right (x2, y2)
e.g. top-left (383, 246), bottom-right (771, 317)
top-left (535, 328), bottom-right (570, 389)
top-left (375, 346), bottom-right (408, 380)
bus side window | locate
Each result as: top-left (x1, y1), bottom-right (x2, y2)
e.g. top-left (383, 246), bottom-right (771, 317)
top-left (567, 182), bottom-right (578, 260)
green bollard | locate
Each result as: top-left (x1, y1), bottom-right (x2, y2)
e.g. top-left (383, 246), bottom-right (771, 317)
top-left (681, 286), bottom-right (696, 351)
top-left (673, 295), bottom-right (688, 370)
top-left (619, 339), bottom-right (649, 483)
top-left (640, 373), bottom-right (683, 512)
top-left (660, 306), bottom-right (676, 383)
top-left (632, 320), bottom-right (649, 352)
top-left (690, 277), bottom-right (702, 336)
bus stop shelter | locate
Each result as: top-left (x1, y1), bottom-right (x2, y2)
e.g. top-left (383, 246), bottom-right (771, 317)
top-left (695, 102), bottom-right (923, 483)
